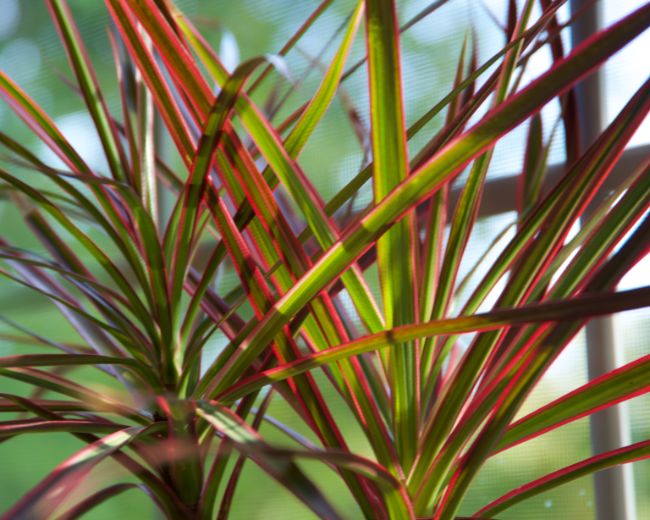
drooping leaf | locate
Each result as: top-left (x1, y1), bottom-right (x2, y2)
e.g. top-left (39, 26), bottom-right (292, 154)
top-left (2, 425), bottom-right (165, 518)
top-left (196, 401), bottom-right (345, 520)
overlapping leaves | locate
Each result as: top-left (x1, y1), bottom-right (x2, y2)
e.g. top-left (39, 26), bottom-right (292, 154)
top-left (0, 0), bottom-right (648, 518)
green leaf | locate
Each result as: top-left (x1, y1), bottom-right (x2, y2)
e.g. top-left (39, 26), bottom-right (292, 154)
top-left (2, 424), bottom-right (164, 518)
top-left (0, 419), bottom-right (126, 438)
top-left (196, 401), bottom-right (345, 520)
top-left (410, 71), bottom-right (650, 505)
top-left (477, 440), bottom-right (650, 517)
top-left (177, 3), bottom-right (387, 337)
top-left (165, 55), bottom-right (270, 308)
top-left (219, 287), bottom-right (650, 403)
top-left (56, 483), bottom-right (148, 520)
top-left (0, 367), bottom-right (148, 423)
top-left (0, 353), bottom-right (157, 386)
top-left (106, 0), bottom-right (194, 163)
top-left (47, 0), bottom-right (129, 182)
top-left (498, 354), bottom-right (650, 451)
top-left (365, 0), bottom-right (418, 469)
top-left (204, 2), bottom-right (650, 400)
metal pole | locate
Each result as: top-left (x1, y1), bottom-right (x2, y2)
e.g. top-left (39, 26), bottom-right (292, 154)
top-left (569, 1), bottom-right (636, 519)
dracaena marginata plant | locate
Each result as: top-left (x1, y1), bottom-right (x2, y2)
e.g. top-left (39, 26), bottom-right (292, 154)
top-left (0, 0), bottom-right (648, 518)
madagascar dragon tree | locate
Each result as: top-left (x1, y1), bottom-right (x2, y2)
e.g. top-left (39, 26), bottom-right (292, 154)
top-left (0, 0), bottom-right (649, 518)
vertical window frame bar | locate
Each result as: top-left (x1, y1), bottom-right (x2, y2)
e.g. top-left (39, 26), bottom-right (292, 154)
top-left (569, 1), bottom-right (637, 519)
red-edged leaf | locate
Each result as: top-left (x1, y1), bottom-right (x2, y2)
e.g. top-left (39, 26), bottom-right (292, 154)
top-left (476, 440), bottom-right (650, 517)
top-left (0, 419), bottom-right (126, 438)
top-left (365, 0), bottom-right (418, 469)
top-left (55, 483), bottom-right (149, 520)
top-left (2, 424), bottom-right (164, 518)
top-left (196, 401), bottom-right (344, 520)
top-left (47, 0), bottom-right (129, 181)
top-left (202, 1), bottom-right (650, 403)
top-left (219, 286), bottom-right (650, 403)
top-left (498, 354), bottom-right (650, 451)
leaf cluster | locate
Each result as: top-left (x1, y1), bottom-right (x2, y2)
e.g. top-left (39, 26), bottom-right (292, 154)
top-left (0, 1), bottom-right (649, 518)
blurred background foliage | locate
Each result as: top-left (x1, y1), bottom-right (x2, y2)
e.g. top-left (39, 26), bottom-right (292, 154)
top-left (0, 0), bottom-right (647, 518)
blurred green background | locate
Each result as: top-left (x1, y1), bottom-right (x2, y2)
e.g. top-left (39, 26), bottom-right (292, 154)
top-left (0, 0), bottom-right (647, 518)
